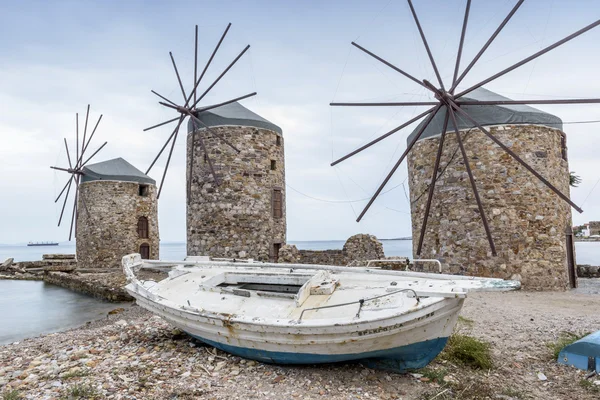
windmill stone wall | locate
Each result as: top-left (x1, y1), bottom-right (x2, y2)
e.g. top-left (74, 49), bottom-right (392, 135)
top-left (407, 124), bottom-right (572, 290)
top-left (76, 158), bottom-right (159, 269)
top-left (186, 103), bottom-right (286, 261)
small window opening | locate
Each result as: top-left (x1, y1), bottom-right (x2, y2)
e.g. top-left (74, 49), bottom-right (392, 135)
top-left (137, 216), bottom-right (149, 239)
top-left (272, 189), bottom-right (283, 219)
top-left (276, 135), bottom-right (281, 146)
top-left (560, 132), bottom-right (568, 161)
top-left (270, 160), bottom-right (276, 171)
top-left (138, 185), bottom-right (149, 196)
top-left (139, 243), bottom-right (150, 259)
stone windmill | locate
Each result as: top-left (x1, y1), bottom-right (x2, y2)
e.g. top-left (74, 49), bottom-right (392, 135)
top-left (145, 24), bottom-right (286, 261)
top-left (330, 0), bottom-right (600, 289)
top-left (52, 106), bottom-right (159, 269)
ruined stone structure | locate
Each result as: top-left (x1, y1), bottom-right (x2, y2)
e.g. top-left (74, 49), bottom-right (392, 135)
top-left (589, 221), bottom-right (600, 236)
top-left (279, 234), bottom-right (385, 266)
top-left (76, 158), bottom-right (159, 269)
top-left (407, 88), bottom-right (573, 290)
top-left (187, 102), bottom-right (286, 261)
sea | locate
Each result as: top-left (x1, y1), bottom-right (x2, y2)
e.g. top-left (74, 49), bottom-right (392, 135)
top-left (1, 239), bottom-right (599, 345)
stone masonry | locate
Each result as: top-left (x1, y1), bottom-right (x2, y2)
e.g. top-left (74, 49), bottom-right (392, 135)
top-left (407, 124), bottom-right (572, 290)
top-left (187, 126), bottom-right (286, 261)
top-left (76, 181), bottom-right (159, 269)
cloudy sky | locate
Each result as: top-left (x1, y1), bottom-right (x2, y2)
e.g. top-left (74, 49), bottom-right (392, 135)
top-left (1, 0), bottom-right (600, 244)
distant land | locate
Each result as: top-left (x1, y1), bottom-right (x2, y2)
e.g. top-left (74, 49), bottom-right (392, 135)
top-left (379, 237), bottom-right (412, 241)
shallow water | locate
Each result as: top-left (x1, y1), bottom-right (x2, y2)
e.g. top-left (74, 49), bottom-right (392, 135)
top-left (0, 280), bottom-right (128, 345)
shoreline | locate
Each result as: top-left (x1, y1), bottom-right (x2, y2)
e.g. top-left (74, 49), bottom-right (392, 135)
top-left (1, 287), bottom-right (600, 399)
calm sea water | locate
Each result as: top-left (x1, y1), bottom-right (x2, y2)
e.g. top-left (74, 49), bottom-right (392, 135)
top-left (0, 280), bottom-right (129, 345)
top-left (1, 239), bottom-right (599, 345)
top-left (2, 240), bottom-right (599, 264)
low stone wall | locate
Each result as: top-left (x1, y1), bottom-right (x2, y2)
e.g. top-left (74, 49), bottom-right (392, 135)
top-left (44, 272), bottom-right (133, 302)
top-left (297, 250), bottom-right (346, 266)
top-left (577, 265), bottom-right (600, 278)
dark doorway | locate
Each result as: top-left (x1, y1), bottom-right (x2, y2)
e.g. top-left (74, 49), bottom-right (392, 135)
top-left (566, 226), bottom-right (577, 288)
top-left (272, 243), bottom-right (282, 263)
top-left (140, 243), bottom-right (150, 260)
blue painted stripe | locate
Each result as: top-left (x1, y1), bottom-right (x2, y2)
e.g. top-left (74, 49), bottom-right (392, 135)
top-left (188, 333), bottom-right (448, 373)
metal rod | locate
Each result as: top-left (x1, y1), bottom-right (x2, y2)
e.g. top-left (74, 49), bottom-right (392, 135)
top-left (64, 138), bottom-right (72, 169)
top-left (407, 0), bottom-right (445, 90)
top-left (448, 106), bottom-right (497, 255)
top-left (330, 101), bottom-right (439, 107)
top-left (351, 42), bottom-right (431, 92)
top-left (146, 115), bottom-right (185, 175)
top-left (331, 106), bottom-right (436, 167)
top-left (195, 92), bottom-right (257, 113)
top-left (457, 18), bottom-right (600, 98)
top-left (169, 52), bottom-right (188, 101)
top-left (58, 177), bottom-right (73, 226)
top-left (80, 141), bottom-right (107, 168)
top-left (451, 0), bottom-right (524, 92)
top-left (81, 105), bottom-right (90, 161)
top-left (416, 110), bottom-right (449, 256)
top-left (194, 25), bottom-right (198, 106)
top-left (187, 111), bottom-right (240, 153)
top-left (157, 121), bottom-right (182, 199)
top-left (448, 98), bottom-right (583, 213)
top-left (356, 104), bottom-right (442, 222)
top-left (192, 44), bottom-right (251, 109)
top-left (196, 132), bottom-right (221, 186)
top-left (457, 98), bottom-right (600, 106)
top-left (78, 114), bottom-right (103, 167)
top-left (151, 90), bottom-right (178, 107)
top-left (143, 116), bottom-right (180, 132)
top-left (451, 0), bottom-right (471, 92)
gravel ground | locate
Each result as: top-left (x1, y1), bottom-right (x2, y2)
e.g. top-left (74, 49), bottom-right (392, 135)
top-left (1, 280), bottom-right (600, 399)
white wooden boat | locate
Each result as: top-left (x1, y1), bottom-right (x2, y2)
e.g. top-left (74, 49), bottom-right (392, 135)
top-left (122, 254), bottom-right (519, 372)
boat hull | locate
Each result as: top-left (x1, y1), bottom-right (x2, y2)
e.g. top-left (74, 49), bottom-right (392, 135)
top-left (127, 286), bottom-right (463, 373)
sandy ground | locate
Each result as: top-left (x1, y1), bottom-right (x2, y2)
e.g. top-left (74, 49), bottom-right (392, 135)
top-left (1, 280), bottom-right (599, 399)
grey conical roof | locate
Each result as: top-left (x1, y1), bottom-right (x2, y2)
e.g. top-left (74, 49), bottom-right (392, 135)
top-left (81, 157), bottom-right (156, 185)
top-left (187, 102), bottom-right (282, 135)
top-left (407, 87), bottom-right (563, 143)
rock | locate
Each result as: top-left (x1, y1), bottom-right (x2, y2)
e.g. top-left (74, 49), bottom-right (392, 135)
top-left (537, 372), bottom-right (547, 381)
top-left (343, 234), bottom-right (385, 267)
top-left (0, 258), bottom-right (14, 271)
top-left (115, 320), bottom-right (128, 327)
top-left (43, 264), bottom-right (76, 272)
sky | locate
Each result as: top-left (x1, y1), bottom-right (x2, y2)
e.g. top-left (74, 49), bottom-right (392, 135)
top-left (1, 0), bottom-right (600, 244)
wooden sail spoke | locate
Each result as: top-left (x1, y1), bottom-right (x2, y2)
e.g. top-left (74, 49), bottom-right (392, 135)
top-left (451, 0), bottom-right (471, 92)
top-left (406, 0), bottom-right (445, 90)
top-left (169, 52), bottom-right (188, 101)
top-left (416, 111), bottom-right (449, 256)
top-left (448, 98), bottom-right (583, 213)
top-left (350, 42), bottom-right (431, 92)
top-left (55, 175), bottom-right (74, 203)
top-left (330, 101), bottom-right (438, 107)
top-left (146, 115), bottom-right (185, 175)
top-left (457, 99), bottom-right (600, 106)
top-left (191, 44), bottom-right (251, 109)
top-left (80, 141), bottom-right (107, 168)
top-left (187, 111), bottom-right (240, 153)
top-left (447, 107), bottom-right (497, 255)
top-left (457, 18), bottom-right (600, 98)
top-left (196, 92), bottom-right (257, 113)
top-left (356, 104), bottom-right (442, 222)
top-left (78, 114), bottom-right (103, 168)
top-left (81, 105), bottom-right (90, 159)
top-left (331, 106), bottom-right (436, 167)
top-left (143, 116), bottom-right (180, 132)
top-left (58, 177), bottom-right (73, 226)
top-left (151, 90), bottom-right (179, 107)
top-left (64, 138), bottom-right (73, 169)
top-left (451, 0), bottom-right (524, 92)
top-left (157, 120), bottom-right (182, 199)
top-left (196, 133), bottom-right (221, 186)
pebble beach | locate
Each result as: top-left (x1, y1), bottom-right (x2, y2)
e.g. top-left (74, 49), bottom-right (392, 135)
top-left (2, 282), bottom-right (600, 400)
